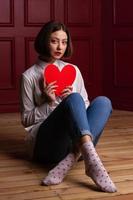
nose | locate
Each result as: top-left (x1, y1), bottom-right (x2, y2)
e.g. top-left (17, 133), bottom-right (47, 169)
top-left (57, 41), bottom-right (62, 50)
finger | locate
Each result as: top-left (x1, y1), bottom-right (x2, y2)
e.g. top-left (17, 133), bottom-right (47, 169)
top-left (61, 88), bottom-right (72, 94)
top-left (61, 86), bottom-right (73, 93)
top-left (44, 81), bottom-right (57, 89)
top-left (47, 81), bottom-right (57, 87)
top-left (43, 82), bottom-right (47, 88)
top-left (46, 84), bottom-right (58, 91)
top-left (61, 94), bottom-right (70, 99)
top-left (47, 87), bottom-right (57, 94)
top-left (65, 85), bottom-right (73, 90)
top-left (60, 91), bottom-right (72, 98)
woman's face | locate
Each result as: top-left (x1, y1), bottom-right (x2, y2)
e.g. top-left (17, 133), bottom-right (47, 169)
top-left (49, 30), bottom-right (68, 62)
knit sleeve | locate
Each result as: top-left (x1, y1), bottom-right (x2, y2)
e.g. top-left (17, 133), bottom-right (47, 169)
top-left (76, 67), bottom-right (90, 108)
top-left (20, 74), bottom-right (51, 127)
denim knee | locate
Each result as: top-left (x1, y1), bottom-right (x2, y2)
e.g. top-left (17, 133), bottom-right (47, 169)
top-left (65, 93), bottom-right (85, 106)
top-left (92, 96), bottom-right (112, 113)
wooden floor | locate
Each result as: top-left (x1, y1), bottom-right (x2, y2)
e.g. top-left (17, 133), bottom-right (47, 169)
top-left (0, 110), bottom-right (133, 200)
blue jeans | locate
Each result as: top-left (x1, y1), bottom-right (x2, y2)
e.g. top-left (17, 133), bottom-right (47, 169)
top-left (34, 93), bottom-right (112, 163)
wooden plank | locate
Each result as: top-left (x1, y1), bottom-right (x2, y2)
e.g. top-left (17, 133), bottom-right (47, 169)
top-left (0, 110), bottom-right (133, 200)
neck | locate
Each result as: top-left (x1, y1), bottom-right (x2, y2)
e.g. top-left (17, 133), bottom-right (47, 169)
top-left (39, 55), bottom-right (56, 63)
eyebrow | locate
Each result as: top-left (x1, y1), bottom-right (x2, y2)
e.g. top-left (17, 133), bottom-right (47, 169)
top-left (50, 37), bottom-right (68, 41)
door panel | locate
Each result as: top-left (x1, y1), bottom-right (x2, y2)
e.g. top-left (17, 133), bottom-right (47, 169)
top-left (103, 0), bottom-right (133, 110)
top-left (0, 0), bottom-right (102, 112)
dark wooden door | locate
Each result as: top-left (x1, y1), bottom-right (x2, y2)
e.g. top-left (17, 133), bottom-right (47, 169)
top-left (102, 0), bottom-right (133, 111)
top-left (0, 0), bottom-right (102, 112)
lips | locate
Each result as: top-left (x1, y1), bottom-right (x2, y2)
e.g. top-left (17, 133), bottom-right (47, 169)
top-left (54, 52), bottom-right (62, 56)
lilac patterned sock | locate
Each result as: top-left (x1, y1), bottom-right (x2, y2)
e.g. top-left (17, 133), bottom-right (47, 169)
top-left (42, 153), bottom-right (77, 185)
top-left (81, 141), bottom-right (117, 193)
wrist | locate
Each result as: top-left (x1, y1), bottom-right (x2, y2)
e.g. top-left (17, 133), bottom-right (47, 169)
top-left (48, 101), bottom-right (55, 106)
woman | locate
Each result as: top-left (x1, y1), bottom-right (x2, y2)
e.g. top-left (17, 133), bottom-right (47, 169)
top-left (20, 21), bottom-right (117, 193)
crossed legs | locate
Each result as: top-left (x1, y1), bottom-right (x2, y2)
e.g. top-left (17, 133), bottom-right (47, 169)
top-left (34, 93), bottom-right (117, 192)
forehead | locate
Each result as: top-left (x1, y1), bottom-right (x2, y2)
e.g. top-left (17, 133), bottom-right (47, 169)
top-left (50, 30), bottom-right (67, 39)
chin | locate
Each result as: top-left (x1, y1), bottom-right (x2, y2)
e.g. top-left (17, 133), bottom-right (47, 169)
top-left (54, 56), bottom-right (62, 60)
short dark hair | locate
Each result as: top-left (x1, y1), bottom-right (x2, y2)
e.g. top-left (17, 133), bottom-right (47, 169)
top-left (34, 21), bottom-right (73, 59)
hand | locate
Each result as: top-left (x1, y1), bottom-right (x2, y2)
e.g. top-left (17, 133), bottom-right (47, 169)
top-left (44, 81), bottom-right (58, 102)
top-left (60, 86), bottom-right (73, 99)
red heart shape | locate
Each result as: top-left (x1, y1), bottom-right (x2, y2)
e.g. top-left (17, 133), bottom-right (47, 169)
top-left (44, 64), bottom-right (76, 96)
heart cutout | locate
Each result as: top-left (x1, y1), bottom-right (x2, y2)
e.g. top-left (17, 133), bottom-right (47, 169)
top-left (44, 64), bottom-right (76, 96)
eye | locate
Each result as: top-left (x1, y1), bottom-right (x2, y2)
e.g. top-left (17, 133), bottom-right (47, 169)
top-left (62, 40), bottom-right (67, 45)
top-left (50, 39), bottom-right (58, 44)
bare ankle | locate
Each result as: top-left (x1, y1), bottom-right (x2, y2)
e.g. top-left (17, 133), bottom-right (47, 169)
top-left (80, 135), bottom-right (92, 145)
